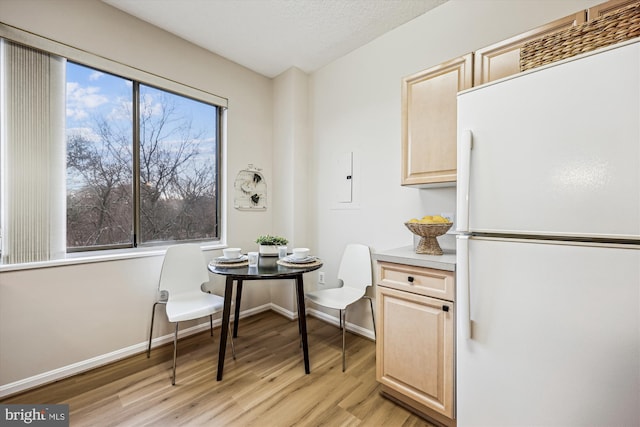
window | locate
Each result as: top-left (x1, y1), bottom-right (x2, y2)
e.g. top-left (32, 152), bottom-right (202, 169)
top-left (66, 64), bottom-right (134, 249)
top-left (137, 85), bottom-right (219, 245)
top-left (66, 63), bottom-right (220, 250)
top-left (0, 27), bottom-right (226, 264)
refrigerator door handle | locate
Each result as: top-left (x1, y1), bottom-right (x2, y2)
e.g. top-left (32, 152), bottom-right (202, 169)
top-left (456, 130), bottom-right (472, 233)
top-left (457, 234), bottom-right (472, 340)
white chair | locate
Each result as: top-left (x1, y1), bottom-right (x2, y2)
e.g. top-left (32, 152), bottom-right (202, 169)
top-left (147, 244), bottom-right (235, 385)
top-left (305, 243), bottom-right (375, 372)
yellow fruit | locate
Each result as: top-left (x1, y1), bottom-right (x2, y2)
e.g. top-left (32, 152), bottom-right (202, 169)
top-left (417, 215), bottom-right (451, 224)
top-left (408, 215), bottom-right (452, 224)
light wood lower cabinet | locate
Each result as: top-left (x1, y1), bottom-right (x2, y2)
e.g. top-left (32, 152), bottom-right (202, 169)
top-left (376, 263), bottom-right (455, 425)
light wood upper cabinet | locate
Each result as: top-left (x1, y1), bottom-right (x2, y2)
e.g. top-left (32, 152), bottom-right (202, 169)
top-left (401, 53), bottom-right (472, 187)
top-left (474, 12), bottom-right (586, 85)
top-left (400, 1), bottom-right (631, 189)
top-left (588, 0), bottom-right (639, 19)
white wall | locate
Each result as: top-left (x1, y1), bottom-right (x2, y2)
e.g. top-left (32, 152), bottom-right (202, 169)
top-left (0, 0), bottom-right (275, 393)
top-left (271, 67), bottom-right (313, 312)
top-left (307, 0), bottom-right (601, 332)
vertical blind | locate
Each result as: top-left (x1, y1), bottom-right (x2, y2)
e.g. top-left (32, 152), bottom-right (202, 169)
top-left (1, 40), bottom-right (66, 264)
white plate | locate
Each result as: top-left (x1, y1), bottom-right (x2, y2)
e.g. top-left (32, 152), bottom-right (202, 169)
top-left (216, 255), bottom-right (247, 263)
top-left (283, 255), bottom-right (316, 264)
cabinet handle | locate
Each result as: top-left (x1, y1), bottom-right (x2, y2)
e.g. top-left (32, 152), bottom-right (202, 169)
top-left (407, 276), bottom-right (414, 283)
top-left (442, 305), bottom-right (449, 312)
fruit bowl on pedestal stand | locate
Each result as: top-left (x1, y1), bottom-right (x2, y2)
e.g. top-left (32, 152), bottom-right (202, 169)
top-left (404, 222), bottom-right (453, 255)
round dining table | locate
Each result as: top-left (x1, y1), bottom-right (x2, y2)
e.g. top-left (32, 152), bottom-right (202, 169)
top-left (208, 254), bottom-right (323, 381)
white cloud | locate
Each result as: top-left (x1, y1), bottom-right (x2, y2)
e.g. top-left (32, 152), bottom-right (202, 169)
top-left (107, 96), bottom-right (133, 121)
top-left (89, 71), bottom-right (104, 81)
top-left (140, 92), bottom-right (164, 117)
top-left (66, 126), bottom-right (101, 142)
top-left (66, 107), bottom-right (87, 121)
top-left (66, 81), bottom-right (109, 121)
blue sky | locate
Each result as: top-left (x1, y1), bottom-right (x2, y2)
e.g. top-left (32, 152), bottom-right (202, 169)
top-left (65, 61), bottom-right (217, 148)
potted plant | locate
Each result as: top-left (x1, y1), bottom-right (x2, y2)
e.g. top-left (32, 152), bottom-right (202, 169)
top-left (255, 234), bottom-right (288, 255)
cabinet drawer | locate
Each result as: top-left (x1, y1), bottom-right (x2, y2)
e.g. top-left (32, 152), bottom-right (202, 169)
top-left (377, 261), bottom-right (454, 301)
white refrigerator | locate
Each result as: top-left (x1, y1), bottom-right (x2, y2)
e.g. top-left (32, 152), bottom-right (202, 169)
top-left (456, 40), bottom-right (640, 426)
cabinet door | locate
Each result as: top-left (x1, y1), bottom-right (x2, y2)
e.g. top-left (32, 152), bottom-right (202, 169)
top-left (401, 54), bottom-right (472, 187)
top-left (474, 12), bottom-right (586, 85)
top-left (376, 286), bottom-right (454, 418)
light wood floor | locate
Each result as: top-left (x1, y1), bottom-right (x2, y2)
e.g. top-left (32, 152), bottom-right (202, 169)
top-left (1, 311), bottom-right (435, 427)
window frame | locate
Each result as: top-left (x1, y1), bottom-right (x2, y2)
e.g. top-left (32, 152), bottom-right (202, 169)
top-left (0, 23), bottom-right (227, 263)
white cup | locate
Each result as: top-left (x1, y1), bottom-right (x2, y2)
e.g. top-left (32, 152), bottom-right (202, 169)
top-left (292, 247), bottom-right (310, 259)
top-left (248, 251), bottom-right (259, 267)
top-left (223, 247), bottom-right (241, 259)
top-left (278, 246), bottom-right (287, 259)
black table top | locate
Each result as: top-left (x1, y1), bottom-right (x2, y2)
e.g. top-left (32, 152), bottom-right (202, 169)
top-left (208, 254), bottom-right (322, 279)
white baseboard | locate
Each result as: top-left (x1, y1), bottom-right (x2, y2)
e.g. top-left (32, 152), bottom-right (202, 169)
top-left (0, 302), bottom-right (374, 398)
top-left (269, 303), bottom-right (298, 320)
top-left (306, 307), bottom-right (376, 341)
top-left (264, 304), bottom-right (376, 341)
top-left (0, 303), bottom-right (272, 398)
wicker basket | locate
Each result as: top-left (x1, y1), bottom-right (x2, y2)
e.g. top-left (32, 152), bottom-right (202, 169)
top-left (404, 222), bottom-right (453, 255)
top-left (520, 2), bottom-right (640, 72)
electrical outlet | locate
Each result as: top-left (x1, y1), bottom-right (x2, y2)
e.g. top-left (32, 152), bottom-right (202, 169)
top-left (318, 272), bottom-right (325, 284)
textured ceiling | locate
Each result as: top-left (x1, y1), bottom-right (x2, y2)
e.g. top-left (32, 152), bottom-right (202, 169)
top-left (103, 0), bottom-right (448, 78)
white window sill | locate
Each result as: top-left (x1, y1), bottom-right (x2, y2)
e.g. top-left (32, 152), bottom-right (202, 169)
top-left (0, 242), bottom-right (226, 273)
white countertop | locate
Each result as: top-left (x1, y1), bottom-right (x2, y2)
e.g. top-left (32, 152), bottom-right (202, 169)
top-left (373, 246), bottom-right (456, 271)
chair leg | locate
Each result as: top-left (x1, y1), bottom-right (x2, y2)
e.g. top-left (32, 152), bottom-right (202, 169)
top-left (365, 296), bottom-right (376, 339)
top-left (341, 309), bottom-right (347, 372)
top-left (205, 291), bottom-right (216, 338)
top-left (172, 322), bottom-right (179, 386)
top-left (147, 302), bottom-right (160, 358)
